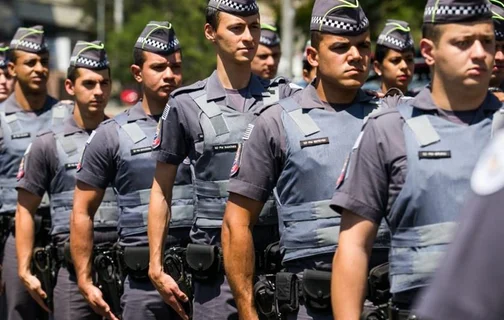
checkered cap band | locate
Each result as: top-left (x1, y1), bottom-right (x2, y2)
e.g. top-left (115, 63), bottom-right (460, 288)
top-left (496, 29), bottom-right (504, 40)
top-left (75, 56), bottom-right (109, 69)
top-left (136, 36), bottom-right (180, 53)
top-left (11, 39), bottom-right (45, 52)
top-left (209, 0), bottom-right (258, 15)
top-left (424, 3), bottom-right (491, 22)
top-left (260, 35), bottom-right (280, 46)
top-left (311, 15), bottom-right (369, 34)
top-left (0, 60), bottom-right (5, 68)
top-left (377, 35), bottom-right (414, 50)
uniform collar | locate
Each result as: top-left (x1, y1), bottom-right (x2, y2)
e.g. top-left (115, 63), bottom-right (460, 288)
top-left (63, 116), bottom-right (86, 136)
top-left (205, 70), bottom-right (266, 101)
top-left (3, 92), bottom-right (55, 114)
top-left (412, 86), bottom-right (502, 112)
top-left (299, 83), bottom-right (373, 109)
top-left (127, 101), bottom-right (149, 122)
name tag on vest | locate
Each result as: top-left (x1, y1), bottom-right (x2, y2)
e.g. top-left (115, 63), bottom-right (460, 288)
top-left (65, 163), bottom-right (79, 170)
top-left (11, 132), bottom-right (31, 140)
top-left (418, 151), bottom-right (451, 159)
top-left (213, 144), bottom-right (239, 153)
top-left (300, 137), bottom-right (330, 149)
top-left (131, 146), bottom-right (153, 156)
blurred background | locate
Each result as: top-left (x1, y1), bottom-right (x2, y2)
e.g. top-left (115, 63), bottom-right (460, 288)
top-left (0, 0), bottom-right (428, 112)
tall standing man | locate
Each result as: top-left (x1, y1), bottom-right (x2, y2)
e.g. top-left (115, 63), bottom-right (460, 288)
top-left (16, 41), bottom-right (116, 320)
top-left (251, 23), bottom-right (281, 80)
top-left (330, 1), bottom-right (500, 319)
top-left (0, 25), bottom-right (70, 320)
top-left (0, 43), bottom-right (14, 103)
top-left (222, 1), bottom-right (388, 319)
top-left (147, 1), bottom-right (300, 319)
top-left (71, 22), bottom-right (188, 320)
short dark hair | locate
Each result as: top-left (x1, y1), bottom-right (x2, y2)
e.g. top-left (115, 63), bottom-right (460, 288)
top-left (6, 49), bottom-right (17, 64)
top-left (133, 47), bottom-right (145, 68)
top-left (66, 66), bottom-right (111, 83)
top-left (206, 6), bottom-right (221, 29)
top-left (422, 24), bottom-right (443, 44)
top-left (302, 60), bottom-right (313, 73)
top-left (310, 31), bottom-right (322, 50)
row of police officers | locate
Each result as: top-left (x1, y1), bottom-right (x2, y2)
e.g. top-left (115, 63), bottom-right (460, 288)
top-left (0, 0), bottom-right (504, 319)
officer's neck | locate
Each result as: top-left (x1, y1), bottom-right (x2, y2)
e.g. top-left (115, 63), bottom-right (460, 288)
top-left (14, 83), bottom-right (47, 111)
top-left (73, 103), bottom-right (105, 131)
top-left (216, 57), bottom-right (252, 90)
top-left (316, 78), bottom-right (358, 104)
top-left (142, 94), bottom-right (166, 116)
top-left (431, 77), bottom-right (487, 112)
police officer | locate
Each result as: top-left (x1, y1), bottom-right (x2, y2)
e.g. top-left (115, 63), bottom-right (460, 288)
top-left (330, 1), bottom-right (499, 319)
top-left (0, 43), bottom-right (14, 103)
top-left (147, 1), bottom-right (300, 319)
top-left (0, 25), bottom-right (70, 320)
top-left (489, 0), bottom-right (504, 100)
top-left (222, 1), bottom-right (388, 319)
top-left (251, 23), bottom-right (281, 79)
top-left (15, 41), bottom-right (116, 320)
top-left (71, 22), bottom-right (187, 320)
top-left (373, 20), bottom-right (415, 95)
top-left (413, 127), bottom-right (504, 320)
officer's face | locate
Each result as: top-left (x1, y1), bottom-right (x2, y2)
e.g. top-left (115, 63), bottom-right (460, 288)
top-left (8, 51), bottom-right (49, 93)
top-left (491, 40), bottom-right (504, 86)
top-left (138, 50), bottom-right (183, 101)
top-left (373, 49), bottom-right (415, 93)
top-left (0, 68), bottom-right (14, 102)
top-left (423, 21), bottom-right (495, 89)
top-left (312, 32), bottom-right (371, 90)
top-left (251, 44), bottom-right (281, 79)
top-left (207, 12), bottom-right (261, 64)
top-left (66, 68), bottom-right (111, 113)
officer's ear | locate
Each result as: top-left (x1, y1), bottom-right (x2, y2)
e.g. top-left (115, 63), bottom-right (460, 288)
top-left (204, 23), bottom-right (217, 43)
top-left (7, 61), bottom-right (16, 78)
top-left (64, 79), bottom-right (76, 97)
top-left (130, 64), bottom-right (143, 84)
top-left (306, 46), bottom-right (319, 68)
top-left (420, 38), bottom-right (435, 67)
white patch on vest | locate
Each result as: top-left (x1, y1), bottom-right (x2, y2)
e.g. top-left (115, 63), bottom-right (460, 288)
top-left (162, 105), bottom-right (171, 120)
top-left (243, 124), bottom-right (254, 141)
top-left (471, 131), bottom-right (504, 196)
top-left (289, 83), bottom-right (302, 90)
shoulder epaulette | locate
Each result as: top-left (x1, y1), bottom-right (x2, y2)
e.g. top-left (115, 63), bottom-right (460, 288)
top-left (171, 79), bottom-right (207, 97)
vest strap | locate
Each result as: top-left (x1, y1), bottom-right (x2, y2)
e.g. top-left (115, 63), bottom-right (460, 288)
top-left (279, 98), bottom-right (320, 137)
top-left (194, 179), bottom-right (229, 198)
top-left (190, 91), bottom-right (230, 136)
top-left (492, 108), bottom-right (504, 137)
top-left (390, 221), bottom-right (456, 248)
top-left (55, 133), bottom-right (78, 156)
top-left (121, 123), bottom-right (147, 144)
top-left (4, 113), bottom-right (20, 132)
top-left (405, 116), bottom-right (440, 147)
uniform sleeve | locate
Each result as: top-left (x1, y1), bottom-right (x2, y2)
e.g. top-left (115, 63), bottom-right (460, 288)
top-left (75, 125), bottom-right (118, 190)
top-left (414, 189), bottom-right (504, 320)
top-left (279, 82), bottom-right (302, 99)
top-left (330, 118), bottom-right (392, 224)
top-left (228, 109), bottom-right (284, 202)
top-left (16, 135), bottom-right (57, 197)
top-left (154, 97), bottom-right (191, 165)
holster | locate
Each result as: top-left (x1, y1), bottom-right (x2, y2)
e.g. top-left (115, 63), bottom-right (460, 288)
top-left (275, 272), bottom-right (299, 314)
top-left (32, 245), bottom-right (56, 311)
top-left (361, 304), bottom-right (388, 320)
top-left (388, 302), bottom-right (419, 320)
top-left (301, 269), bottom-right (331, 311)
top-left (164, 247), bottom-right (193, 317)
top-left (185, 244), bottom-right (222, 282)
top-left (368, 263), bottom-right (391, 305)
top-left (94, 245), bottom-right (123, 318)
top-left (261, 241), bottom-right (283, 273)
top-left (122, 246), bottom-right (150, 280)
top-left (254, 274), bottom-right (278, 319)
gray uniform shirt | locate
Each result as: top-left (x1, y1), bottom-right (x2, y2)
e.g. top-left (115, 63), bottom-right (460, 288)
top-left (330, 87), bottom-right (501, 224)
top-left (415, 130), bottom-right (504, 320)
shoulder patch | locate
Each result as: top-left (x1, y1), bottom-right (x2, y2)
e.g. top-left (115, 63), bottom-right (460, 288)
top-left (471, 131), bottom-right (504, 196)
top-left (16, 143), bottom-right (32, 180)
top-left (152, 120), bottom-right (162, 149)
top-left (288, 83), bottom-right (303, 90)
top-left (171, 79), bottom-right (207, 97)
top-left (77, 131), bottom-right (96, 172)
top-left (162, 104), bottom-right (171, 120)
top-left (243, 124), bottom-right (254, 140)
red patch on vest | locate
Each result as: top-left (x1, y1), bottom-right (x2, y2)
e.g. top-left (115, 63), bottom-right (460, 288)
top-left (16, 157), bottom-right (25, 180)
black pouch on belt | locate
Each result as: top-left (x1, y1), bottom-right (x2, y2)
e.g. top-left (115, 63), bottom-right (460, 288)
top-left (123, 246), bottom-right (150, 280)
top-left (368, 262), bottom-right (391, 305)
top-left (275, 272), bottom-right (299, 314)
top-left (302, 269), bottom-right (331, 311)
top-left (263, 241), bottom-right (283, 273)
top-left (185, 243), bottom-right (221, 282)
